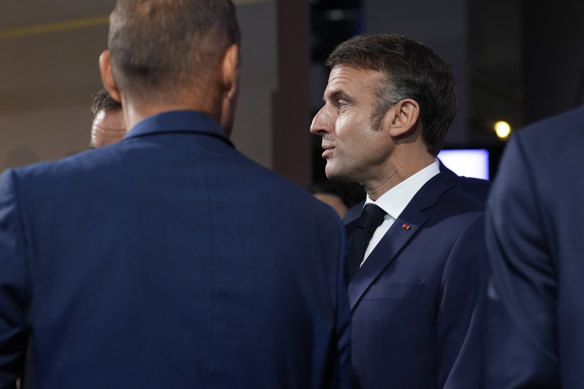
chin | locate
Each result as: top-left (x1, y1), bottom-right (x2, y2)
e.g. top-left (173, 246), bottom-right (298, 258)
top-left (325, 165), bottom-right (345, 182)
top-left (325, 165), bottom-right (358, 183)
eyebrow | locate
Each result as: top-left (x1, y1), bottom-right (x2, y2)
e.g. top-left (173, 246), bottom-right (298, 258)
top-left (324, 89), bottom-right (352, 104)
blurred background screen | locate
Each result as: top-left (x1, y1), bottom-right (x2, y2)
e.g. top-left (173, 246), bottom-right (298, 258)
top-left (438, 148), bottom-right (490, 180)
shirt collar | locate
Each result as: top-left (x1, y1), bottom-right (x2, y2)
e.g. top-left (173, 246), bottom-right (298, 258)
top-left (365, 159), bottom-right (440, 219)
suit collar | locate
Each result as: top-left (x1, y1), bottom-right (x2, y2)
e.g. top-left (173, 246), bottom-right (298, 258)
top-left (124, 110), bottom-right (234, 148)
top-left (365, 160), bottom-right (440, 220)
top-left (347, 172), bottom-right (454, 311)
top-left (343, 161), bottom-right (456, 226)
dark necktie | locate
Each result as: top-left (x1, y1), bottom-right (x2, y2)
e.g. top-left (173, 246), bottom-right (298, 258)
top-left (346, 204), bottom-right (387, 282)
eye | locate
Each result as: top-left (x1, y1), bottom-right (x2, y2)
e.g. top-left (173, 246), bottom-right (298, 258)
top-left (335, 100), bottom-right (348, 112)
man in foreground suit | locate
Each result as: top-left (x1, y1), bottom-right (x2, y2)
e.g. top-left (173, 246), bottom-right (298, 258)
top-left (310, 33), bottom-right (487, 388)
top-left (0, 1), bottom-right (351, 387)
top-left (485, 106), bottom-right (584, 388)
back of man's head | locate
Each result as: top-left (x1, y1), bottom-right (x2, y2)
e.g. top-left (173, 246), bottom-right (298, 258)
top-left (108, 0), bottom-right (240, 103)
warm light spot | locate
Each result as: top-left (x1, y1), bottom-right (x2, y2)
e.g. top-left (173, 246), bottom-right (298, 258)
top-left (494, 121), bottom-right (511, 139)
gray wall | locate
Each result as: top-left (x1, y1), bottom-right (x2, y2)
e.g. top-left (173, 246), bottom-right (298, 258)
top-left (0, 0), bottom-right (286, 180)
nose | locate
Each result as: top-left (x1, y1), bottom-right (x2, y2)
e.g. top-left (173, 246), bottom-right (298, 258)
top-left (310, 105), bottom-right (332, 137)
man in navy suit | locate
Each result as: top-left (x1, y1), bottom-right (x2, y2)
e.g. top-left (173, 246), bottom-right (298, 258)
top-left (0, 1), bottom-right (351, 388)
top-left (310, 33), bottom-right (487, 388)
top-left (485, 106), bottom-right (584, 388)
top-left (342, 161), bottom-right (490, 225)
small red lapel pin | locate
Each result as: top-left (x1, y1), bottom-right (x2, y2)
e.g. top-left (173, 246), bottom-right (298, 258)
top-left (402, 224), bottom-right (411, 230)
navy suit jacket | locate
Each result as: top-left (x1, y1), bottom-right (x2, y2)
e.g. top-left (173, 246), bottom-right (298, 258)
top-left (0, 111), bottom-right (351, 389)
top-left (348, 171), bottom-right (487, 388)
top-left (343, 161), bottom-right (490, 225)
top-left (485, 106), bottom-right (584, 388)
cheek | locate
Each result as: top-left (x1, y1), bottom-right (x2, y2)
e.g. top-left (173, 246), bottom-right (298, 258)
top-left (363, 133), bottom-right (392, 165)
top-left (341, 127), bottom-right (391, 166)
top-left (336, 113), bottom-right (375, 147)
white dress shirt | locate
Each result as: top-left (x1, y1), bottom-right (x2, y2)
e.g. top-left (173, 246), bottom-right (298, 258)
top-left (361, 160), bottom-right (440, 265)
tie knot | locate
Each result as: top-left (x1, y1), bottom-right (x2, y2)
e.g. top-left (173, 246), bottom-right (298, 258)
top-left (356, 204), bottom-right (387, 234)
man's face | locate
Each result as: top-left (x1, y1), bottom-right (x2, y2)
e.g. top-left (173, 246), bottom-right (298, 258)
top-left (90, 109), bottom-right (126, 148)
top-left (310, 65), bottom-right (392, 183)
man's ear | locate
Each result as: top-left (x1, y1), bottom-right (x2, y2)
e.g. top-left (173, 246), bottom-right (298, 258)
top-left (99, 50), bottom-right (122, 103)
top-left (220, 44), bottom-right (240, 99)
top-left (387, 99), bottom-right (420, 137)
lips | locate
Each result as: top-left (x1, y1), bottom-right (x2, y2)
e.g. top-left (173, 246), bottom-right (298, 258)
top-left (322, 144), bottom-right (335, 158)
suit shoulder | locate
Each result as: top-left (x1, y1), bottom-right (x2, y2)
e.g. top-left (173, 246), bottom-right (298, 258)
top-left (6, 149), bottom-right (103, 188)
top-left (457, 177), bottom-right (490, 203)
top-left (439, 185), bottom-right (486, 215)
top-left (223, 153), bottom-right (344, 221)
top-left (517, 106), bottom-right (584, 148)
top-left (507, 106), bottom-right (584, 175)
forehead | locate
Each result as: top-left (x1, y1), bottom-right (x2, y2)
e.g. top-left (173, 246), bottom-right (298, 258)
top-left (324, 65), bottom-right (385, 98)
top-left (92, 109), bottom-right (125, 129)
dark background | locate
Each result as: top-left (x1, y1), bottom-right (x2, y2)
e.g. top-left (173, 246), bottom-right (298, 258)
top-left (309, 0), bottom-right (584, 182)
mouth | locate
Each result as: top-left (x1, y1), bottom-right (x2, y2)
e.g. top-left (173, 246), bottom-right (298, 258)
top-left (321, 144), bottom-right (335, 159)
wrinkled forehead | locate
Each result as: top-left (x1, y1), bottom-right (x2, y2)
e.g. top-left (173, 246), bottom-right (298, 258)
top-left (324, 65), bottom-right (385, 98)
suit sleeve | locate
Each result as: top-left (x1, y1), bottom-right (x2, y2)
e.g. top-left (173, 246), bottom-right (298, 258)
top-left (484, 135), bottom-right (558, 388)
top-left (0, 170), bottom-right (29, 388)
top-left (436, 212), bottom-right (488, 389)
top-left (332, 216), bottom-right (352, 389)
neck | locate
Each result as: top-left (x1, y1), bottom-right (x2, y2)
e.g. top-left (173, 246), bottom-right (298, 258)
top-left (122, 87), bottom-right (223, 131)
top-left (363, 147), bottom-right (435, 201)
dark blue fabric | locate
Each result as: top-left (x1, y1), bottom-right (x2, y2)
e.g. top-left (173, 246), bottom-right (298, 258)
top-left (346, 204), bottom-right (386, 282)
top-left (0, 110), bottom-right (352, 389)
top-left (485, 106), bottom-right (584, 388)
top-left (346, 172), bottom-right (488, 388)
top-left (342, 161), bottom-right (490, 225)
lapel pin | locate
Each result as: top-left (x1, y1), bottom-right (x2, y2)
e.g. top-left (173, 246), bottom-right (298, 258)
top-left (402, 224), bottom-right (411, 230)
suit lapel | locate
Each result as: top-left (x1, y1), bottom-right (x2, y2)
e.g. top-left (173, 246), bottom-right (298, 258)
top-left (348, 208), bottom-right (425, 310)
top-left (347, 172), bottom-right (454, 311)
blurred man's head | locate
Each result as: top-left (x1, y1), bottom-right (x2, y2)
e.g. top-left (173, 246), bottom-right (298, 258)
top-left (99, 0), bottom-right (241, 135)
top-left (90, 88), bottom-right (125, 149)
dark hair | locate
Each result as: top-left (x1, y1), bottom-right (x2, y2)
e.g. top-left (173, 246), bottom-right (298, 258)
top-left (308, 180), bottom-right (366, 209)
top-left (90, 88), bottom-right (122, 119)
top-left (108, 0), bottom-right (241, 99)
top-left (325, 33), bottom-right (456, 156)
